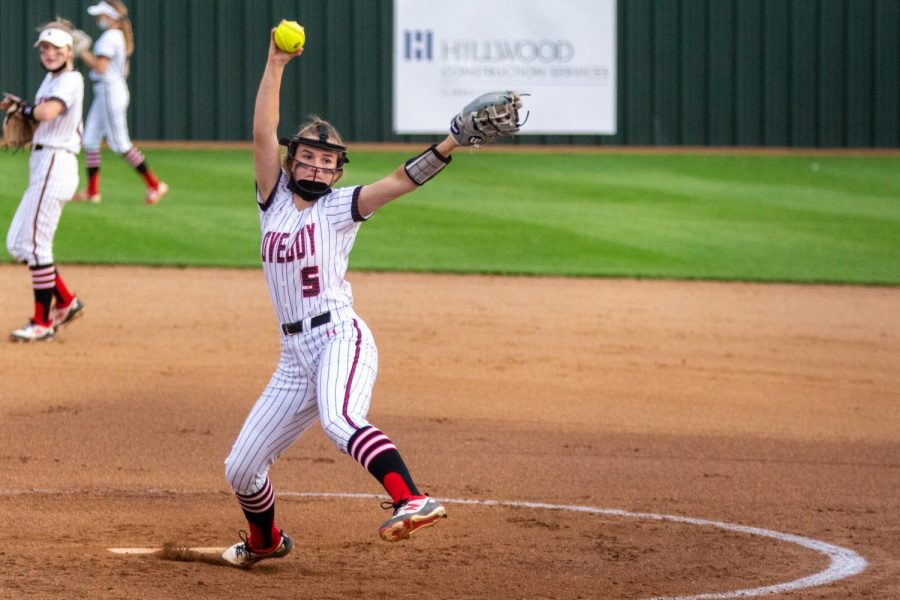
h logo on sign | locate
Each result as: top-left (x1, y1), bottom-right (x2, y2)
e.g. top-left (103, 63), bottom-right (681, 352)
top-left (404, 30), bottom-right (433, 61)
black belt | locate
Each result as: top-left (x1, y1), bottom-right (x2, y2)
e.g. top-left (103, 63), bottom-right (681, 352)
top-left (281, 311), bottom-right (331, 336)
top-left (33, 144), bottom-right (46, 150)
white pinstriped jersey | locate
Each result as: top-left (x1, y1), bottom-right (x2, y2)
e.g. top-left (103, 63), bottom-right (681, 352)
top-left (257, 171), bottom-right (370, 327)
top-left (83, 29), bottom-right (132, 153)
top-left (89, 29), bottom-right (127, 83)
top-left (31, 71), bottom-right (84, 154)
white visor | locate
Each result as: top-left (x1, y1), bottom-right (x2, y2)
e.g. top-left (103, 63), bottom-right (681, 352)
top-left (87, 1), bottom-right (121, 20)
top-left (34, 28), bottom-right (74, 49)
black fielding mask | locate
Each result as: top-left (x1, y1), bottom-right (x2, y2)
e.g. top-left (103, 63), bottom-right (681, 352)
top-left (280, 124), bottom-right (350, 201)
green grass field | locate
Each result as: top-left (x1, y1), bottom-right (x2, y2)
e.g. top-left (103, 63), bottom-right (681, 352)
top-left (1, 147), bottom-right (898, 284)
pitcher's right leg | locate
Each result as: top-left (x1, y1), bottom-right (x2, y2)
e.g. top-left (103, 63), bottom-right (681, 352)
top-left (222, 366), bottom-right (317, 566)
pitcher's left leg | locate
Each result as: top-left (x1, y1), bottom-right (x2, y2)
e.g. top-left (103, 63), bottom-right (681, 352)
top-left (316, 317), bottom-right (446, 541)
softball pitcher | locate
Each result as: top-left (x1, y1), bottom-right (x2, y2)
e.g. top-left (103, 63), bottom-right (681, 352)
top-left (72, 1), bottom-right (168, 205)
top-left (4, 22), bottom-right (86, 342)
top-left (220, 28), bottom-right (524, 567)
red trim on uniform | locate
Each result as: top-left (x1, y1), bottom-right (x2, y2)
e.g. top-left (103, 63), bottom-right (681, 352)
top-left (31, 153), bottom-right (56, 264)
top-left (342, 319), bottom-right (363, 429)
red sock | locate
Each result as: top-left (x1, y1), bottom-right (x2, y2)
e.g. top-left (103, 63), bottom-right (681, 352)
top-left (141, 168), bottom-right (159, 190)
top-left (32, 301), bottom-right (52, 327)
top-left (87, 171), bottom-right (100, 196)
top-left (54, 273), bottom-right (75, 307)
top-left (383, 472), bottom-right (416, 505)
top-left (247, 524), bottom-right (282, 553)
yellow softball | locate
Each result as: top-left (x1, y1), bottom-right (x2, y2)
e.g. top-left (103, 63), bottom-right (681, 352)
top-left (274, 20), bottom-right (306, 53)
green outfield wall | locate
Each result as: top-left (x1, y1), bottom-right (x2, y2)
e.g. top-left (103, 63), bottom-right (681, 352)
top-left (1, 0), bottom-right (897, 147)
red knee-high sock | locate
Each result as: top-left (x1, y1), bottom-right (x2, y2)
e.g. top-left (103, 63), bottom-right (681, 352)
top-left (53, 270), bottom-right (75, 307)
top-left (235, 478), bottom-right (281, 552)
top-left (347, 426), bottom-right (421, 505)
top-left (87, 170), bottom-right (100, 195)
top-left (137, 164), bottom-right (160, 189)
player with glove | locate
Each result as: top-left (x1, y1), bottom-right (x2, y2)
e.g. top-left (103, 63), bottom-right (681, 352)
top-left (1, 94), bottom-right (38, 150)
top-left (220, 27), bottom-right (526, 567)
top-left (3, 21), bottom-right (86, 342)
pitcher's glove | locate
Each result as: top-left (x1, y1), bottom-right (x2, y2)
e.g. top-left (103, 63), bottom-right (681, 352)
top-left (450, 90), bottom-right (527, 147)
top-left (72, 29), bottom-right (93, 56)
top-left (2, 95), bottom-right (37, 151)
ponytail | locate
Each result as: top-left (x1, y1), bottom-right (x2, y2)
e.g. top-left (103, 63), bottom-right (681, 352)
top-left (107, 0), bottom-right (134, 56)
top-left (120, 17), bottom-right (134, 56)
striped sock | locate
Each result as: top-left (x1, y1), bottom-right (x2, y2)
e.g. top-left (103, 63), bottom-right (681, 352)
top-left (235, 478), bottom-right (280, 552)
top-left (123, 146), bottom-right (145, 168)
top-left (124, 147), bottom-right (159, 189)
top-left (85, 150), bottom-right (101, 195)
top-left (30, 265), bottom-right (56, 326)
top-left (85, 149), bottom-right (101, 168)
top-left (348, 426), bottom-right (421, 505)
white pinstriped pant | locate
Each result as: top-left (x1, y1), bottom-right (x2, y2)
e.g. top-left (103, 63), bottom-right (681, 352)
top-left (6, 149), bottom-right (78, 267)
top-left (83, 81), bottom-right (132, 153)
top-left (224, 310), bottom-right (378, 495)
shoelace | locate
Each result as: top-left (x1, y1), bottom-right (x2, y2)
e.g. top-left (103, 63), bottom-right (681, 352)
top-left (234, 530), bottom-right (253, 559)
top-left (381, 495), bottom-right (432, 514)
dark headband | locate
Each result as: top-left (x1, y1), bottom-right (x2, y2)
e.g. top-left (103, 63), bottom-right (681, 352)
top-left (279, 128), bottom-right (350, 165)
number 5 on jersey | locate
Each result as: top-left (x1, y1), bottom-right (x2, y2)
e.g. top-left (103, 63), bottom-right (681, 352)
top-left (301, 266), bottom-right (320, 297)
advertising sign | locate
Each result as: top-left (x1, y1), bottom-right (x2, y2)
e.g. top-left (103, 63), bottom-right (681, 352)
top-left (393, 0), bottom-right (617, 134)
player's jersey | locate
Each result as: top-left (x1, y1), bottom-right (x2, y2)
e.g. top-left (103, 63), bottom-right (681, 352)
top-left (31, 70), bottom-right (84, 154)
top-left (257, 171), bottom-right (371, 328)
top-left (89, 29), bottom-right (127, 83)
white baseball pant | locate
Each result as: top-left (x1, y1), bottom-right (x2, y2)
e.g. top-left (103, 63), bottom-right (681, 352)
top-left (6, 149), bottom-right (78, 266)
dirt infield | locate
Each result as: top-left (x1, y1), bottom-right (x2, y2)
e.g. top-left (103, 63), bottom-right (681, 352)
top-left (1, 265), bottom-right (898, 599)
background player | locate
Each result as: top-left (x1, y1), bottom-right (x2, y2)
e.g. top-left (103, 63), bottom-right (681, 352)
top-left (72, 1), bottom-right (168, 205)
top-left (220, 30), bottom-right (523, 566)
top-left (3, 21), bottom-right (86, 342)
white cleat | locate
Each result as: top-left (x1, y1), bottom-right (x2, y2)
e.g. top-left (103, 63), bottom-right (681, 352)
top-left (9, 321), bottom-right (55, 342)
top-left (145, 181), bottom-right (169, 205)
top-left (221, 530), bottom-right (293, 568)
top-left (53, 297), bottom-right (85, 329)
top-left (72, 190), bottom-right (101, 203)
top-left (379, 496), bottom-right (447, 542)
